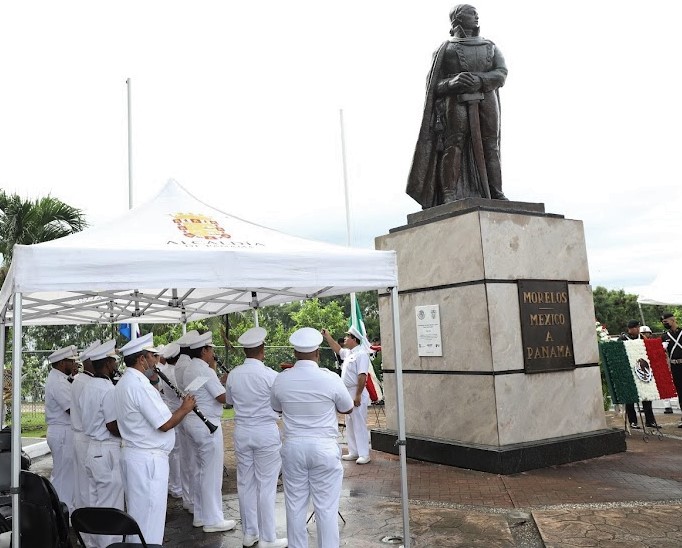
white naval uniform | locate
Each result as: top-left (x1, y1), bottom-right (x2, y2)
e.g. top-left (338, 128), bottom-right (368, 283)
top-left (71, 371), bottom-right (94, 512)
top-left (158, 362), bottom-right (183, 498)
top-left (270, 360), bottom-right (354, 548)
top-left (114, 367), bottom-right (174, 545)
top-left (340, 347), bottom-right (371, 459)
top-left (82, 376), bottom-right (124, 548)
top-left (45, 368), bottom-right (75, 513)
top-left (182, 357), bottom-right (226, 526)
top-left (225, 358), bottom-right (282, 543)
top-left (173, 353), bottom-right (197, 508)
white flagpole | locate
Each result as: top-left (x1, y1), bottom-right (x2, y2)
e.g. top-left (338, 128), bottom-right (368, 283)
top-left (127, 78), bottom-right (138, 340)
top-left (339, 109), bottom-right (359, 323)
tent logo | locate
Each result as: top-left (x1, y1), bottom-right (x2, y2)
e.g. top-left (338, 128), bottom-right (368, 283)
top-left (172, 213), bottom-right (231, 240)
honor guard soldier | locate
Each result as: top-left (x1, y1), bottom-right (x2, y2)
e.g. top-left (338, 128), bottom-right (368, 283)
top-left (115, 332), bottom-right (196, 544)
top-left (271, 327), bottom-right (353, 548)
top-left (661, 313), bottom-right (682, 427)
top-left (619, 320), bottom-right (657, 428)
top-left (323, 326), bottom-right (372, 464)
top-left (71, 339), bottom-right (101, 513)
top-left (226, 327), bottom-right (287, 548)
top-left (81, 339), bottom-right (124, 548)
top-left (183, 331), bottom-right (236, 533)
top-left (45, 344), bottom-right (79, 513)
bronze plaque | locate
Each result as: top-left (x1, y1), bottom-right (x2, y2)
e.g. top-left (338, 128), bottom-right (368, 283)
top-left (517, 280), bottom-right (575, 373)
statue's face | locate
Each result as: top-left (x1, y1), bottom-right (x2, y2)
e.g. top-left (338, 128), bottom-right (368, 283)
top-left (456, 6), bottom-right (479, 31)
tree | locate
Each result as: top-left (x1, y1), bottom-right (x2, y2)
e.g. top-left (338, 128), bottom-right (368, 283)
top-left (0, 191), bottom-right (86, 285)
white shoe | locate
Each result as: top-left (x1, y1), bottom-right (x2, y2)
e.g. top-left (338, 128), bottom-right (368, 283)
top-left (243, 534), bottom-right (259, 547)
top-left (203, 519), bottom-right (237, 533)
top-left (169, 491), bottom-right (183, 499)
top-left (192, 520), bottom-right (204, 528)
top-left (341, 453), bottom-right (359, 461)
top-left (260, 538), bottom-right (288, 548)
top-left (356, 456), bottom-right (371, 464)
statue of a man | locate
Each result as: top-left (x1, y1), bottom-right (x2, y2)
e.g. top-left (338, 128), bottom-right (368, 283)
top-left (406, 5), bottom-right (508, 208)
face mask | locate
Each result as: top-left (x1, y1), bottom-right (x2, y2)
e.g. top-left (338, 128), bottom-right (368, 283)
top-left (663, 322), bottom-right (671, 329)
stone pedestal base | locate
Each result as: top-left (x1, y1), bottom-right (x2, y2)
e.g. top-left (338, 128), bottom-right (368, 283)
top-left (374, 200), bottom-right (625, 472)
top-left (371, 428), bottom-right (626, 475)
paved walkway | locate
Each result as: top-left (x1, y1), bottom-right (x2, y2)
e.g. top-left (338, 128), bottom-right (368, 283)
top-left (29, 410), bottom-right (682, 546)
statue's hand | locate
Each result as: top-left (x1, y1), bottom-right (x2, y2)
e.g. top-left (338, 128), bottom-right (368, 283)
top-left (447, 72), bottom-right (479, 93)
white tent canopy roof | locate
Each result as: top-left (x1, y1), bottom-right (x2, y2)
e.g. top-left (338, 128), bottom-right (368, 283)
top-left (638, 265), bottom-right (682, 306)
top-left (0, 180), bottom-right (397, 325)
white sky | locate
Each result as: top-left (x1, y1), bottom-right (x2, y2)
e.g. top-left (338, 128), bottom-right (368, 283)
top-left (1, 0), bottom-right (680, 295)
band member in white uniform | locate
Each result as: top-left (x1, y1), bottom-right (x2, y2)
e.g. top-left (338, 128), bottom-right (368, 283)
top-left (158, 342), bottom-right (183, 499)
top-left (70, 339), bottom-right (101, 513)
top-left (45, 345), bottom-right (79, 513)
top-left (114, 332), bottom-right (196, 545)
top-left (81, 339), bottom-right (124, 548)
top-left (226, 327), bottom-right (287, 548)
top-left (183, 331), bottom-right (236, 533)
top-left (271, 328), bottom-right (354, 548)
top-left (322, 326), bottom-right (371, 464)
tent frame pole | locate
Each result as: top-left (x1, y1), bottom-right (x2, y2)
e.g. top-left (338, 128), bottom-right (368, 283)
top-left (0, 321), bottom-right (5, 429)
top-left (390, 286), bottom-right (410, 547)
top-left (11, 292), bottom-right (21, 548)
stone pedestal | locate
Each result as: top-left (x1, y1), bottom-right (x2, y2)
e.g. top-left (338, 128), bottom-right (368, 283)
top-left (372, 199), bottom-right (625, 474)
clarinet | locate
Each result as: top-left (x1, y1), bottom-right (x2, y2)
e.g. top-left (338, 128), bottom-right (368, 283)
top-left (153, 367), bottom-right (218, 434)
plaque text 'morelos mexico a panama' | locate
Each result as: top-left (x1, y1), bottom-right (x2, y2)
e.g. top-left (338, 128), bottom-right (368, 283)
top-left (517, 280), bottom-right (575, 373)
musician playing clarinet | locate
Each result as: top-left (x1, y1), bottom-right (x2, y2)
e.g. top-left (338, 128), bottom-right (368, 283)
top-left (182, 331), bottom-right (237, 533)
top-left (114, 332), bottom-right (196, 545)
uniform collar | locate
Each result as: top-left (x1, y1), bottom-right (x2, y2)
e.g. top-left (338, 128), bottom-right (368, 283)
top-left (293, 360), bottom-right (319, 368)
top-left (243, 358), bottom-right (264, 366)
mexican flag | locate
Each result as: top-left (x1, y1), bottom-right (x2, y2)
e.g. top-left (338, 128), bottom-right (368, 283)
top-left (599, 338), bottom-right (677, 404)
top-left (349, 295), bottom-right (383, 402)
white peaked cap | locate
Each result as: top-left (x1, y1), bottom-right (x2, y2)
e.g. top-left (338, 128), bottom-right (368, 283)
top-left (290, 328), bottom-right (323, 353)
top-left (238, 327), bottom-right (267, 348)
top-left (162, 342), bottom-right (181, 359)
top-left (48, 345), bottom-right (78, 364)
top-left (346, 326), bottom-right (364, 341)
top-left (79, 340), bottom-right (101, 362)
top-left (176, 330), bottom-right (200, 347)
top-left (89, 339), bottom-right (118, 361)
top-left (189, 332), bottom-right (215, 349)
top-left (120, 332), bottom-right (155, 357)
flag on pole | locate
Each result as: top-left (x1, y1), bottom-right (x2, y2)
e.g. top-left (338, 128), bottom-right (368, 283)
top-left (349, 295), bottom-right (383, 402)
top-left (118, 323), bottom-right (140, 341)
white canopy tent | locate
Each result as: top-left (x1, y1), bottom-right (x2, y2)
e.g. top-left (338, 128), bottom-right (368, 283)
top-left (0, 180), bottom-right (411, 547)
top-left (637, 262), bottom-right (682, 306)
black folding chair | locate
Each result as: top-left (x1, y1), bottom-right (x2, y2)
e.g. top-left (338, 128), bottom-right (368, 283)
top-left (71, 507), bottom-right (162, 548)
top-left (20, 471), bottom-right (72, 548)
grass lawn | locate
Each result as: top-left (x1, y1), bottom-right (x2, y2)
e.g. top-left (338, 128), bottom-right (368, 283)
top-left (20, 412), bottom-right (48, 438)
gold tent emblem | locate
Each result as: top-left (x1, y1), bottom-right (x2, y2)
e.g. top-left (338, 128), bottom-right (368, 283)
top-left (172, 213), bottom-right (231, 240)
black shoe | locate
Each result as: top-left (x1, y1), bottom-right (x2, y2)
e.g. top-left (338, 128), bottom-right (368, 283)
top-left (630, 423), bottom-right (641, 429)
top-left (646, 423), bottom-right (658, 428)
top-left (677, 422), bottom-right (682, 429)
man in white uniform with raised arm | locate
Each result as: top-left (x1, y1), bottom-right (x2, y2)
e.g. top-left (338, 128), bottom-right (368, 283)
top-left (114, 332), bottom-right (196, 544)
top-left (71, 339), bottom-right (100, 514)
top-left (226, 327), bottom-right (287, 548)
top-left (45, 344), bottom-right (79, 513)
top-left (271, 328), bottom-right (354, 548)
top-left (323, 326), bottom-right (371, 464)
top-left (81, 339), bottom-right (123, 548)
top-left (183, 331), bottom-right (236, 533)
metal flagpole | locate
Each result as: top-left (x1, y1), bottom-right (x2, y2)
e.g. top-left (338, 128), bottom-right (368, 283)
top-left (339, 109), bottom-right (359, 319)
top-left (126, 78), bottom-right (138, 340)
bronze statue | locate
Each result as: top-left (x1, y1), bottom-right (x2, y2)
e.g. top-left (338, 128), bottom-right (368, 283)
top-left (406, 5), bottom-right (508, 208)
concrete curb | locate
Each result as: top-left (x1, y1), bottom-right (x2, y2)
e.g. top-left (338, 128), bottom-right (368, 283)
top-left (21, 438), bottom-right (50, 459)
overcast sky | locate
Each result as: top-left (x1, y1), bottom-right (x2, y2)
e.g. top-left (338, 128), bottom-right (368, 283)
top-left (1, 0), bottom-right (680, 296)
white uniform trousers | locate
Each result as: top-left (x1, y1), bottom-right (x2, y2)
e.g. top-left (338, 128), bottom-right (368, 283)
top-left (46, 424), bottom-right (75, 513)
top-left (85, 440), bottom-right (124, 548)
top-left (168, 429), bottom-right (182, 497)
top-left (120, 446), bottom-right (169, 545)
top-left (281, 437), bottom-right (343, 548)
top-left (234, 423), bottom-right (282, 542)
top-left (177, 421), bottom-right (196, 507)
top-left (184, 415), bottom-right (225, 526)
top-left (345, 391), bottom-right (370, 458)
top-left (73, 430), bottom-right (91, 510)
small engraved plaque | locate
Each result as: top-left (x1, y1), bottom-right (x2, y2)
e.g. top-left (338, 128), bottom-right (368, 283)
top-left (416, 305), bottom-right (443, 357)
top-left (517, 280), bottom-right (575, 373)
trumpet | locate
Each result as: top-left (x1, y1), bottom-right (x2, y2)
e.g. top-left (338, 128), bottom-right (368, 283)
top-left (153, 367), bottom-right (218, 434)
